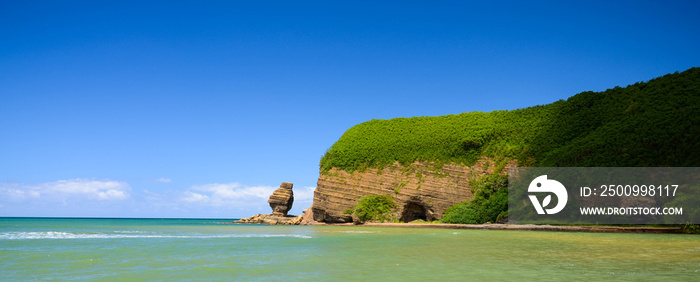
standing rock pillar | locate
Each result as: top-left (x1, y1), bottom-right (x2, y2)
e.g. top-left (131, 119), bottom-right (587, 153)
top-left (268, 182), bottom-right (294, 216)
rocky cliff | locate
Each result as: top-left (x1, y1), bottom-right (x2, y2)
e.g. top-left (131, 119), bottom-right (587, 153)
top-left (309, 68), bottom-right (700, 225)
top-left (311, 158), bottom-right (515, 223)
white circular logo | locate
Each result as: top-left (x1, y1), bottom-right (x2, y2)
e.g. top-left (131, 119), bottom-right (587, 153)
top-left (528, 175), bottom-right (568, 215)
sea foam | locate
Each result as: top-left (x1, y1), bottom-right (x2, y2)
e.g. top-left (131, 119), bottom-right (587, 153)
top-left (0, 231), bottom-right (312, 240)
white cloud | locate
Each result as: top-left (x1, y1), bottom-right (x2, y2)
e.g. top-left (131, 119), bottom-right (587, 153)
top-left (0, 179), bottom-right (131, 201)
top-left (180, 183), bottom-right (317, 216)
top-left (154, 177), bottom-right (172, 183)
top-left (295, 186), bottom-right (316, 201)
top-left (97, 189), bottom-right (128, 200)
top-left (0, 179), bottom-right (316, 218)
top-left (182, 191), bottom-right (209, 202)
top-left (288, 186), bottom-right (316, 216)
top-left (0, 183), bottom-right (41, 200)
top-left (182, 183), bottom-right (276, 208)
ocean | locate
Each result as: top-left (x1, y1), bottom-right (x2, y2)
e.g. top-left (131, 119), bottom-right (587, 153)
top-left (1, 218), bottom-right (698, 280)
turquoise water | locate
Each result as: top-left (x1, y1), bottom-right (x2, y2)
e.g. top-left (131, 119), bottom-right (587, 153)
top-left (1, 218), bottom-right (699, 280)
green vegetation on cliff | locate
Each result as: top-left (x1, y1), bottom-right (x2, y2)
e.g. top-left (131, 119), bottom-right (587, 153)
top-left (321, 68), bottom-right (700, 172)
top-left (441, 174), bottom-right (508, 224)
top-left (352, 194), bottom-right (397, 223)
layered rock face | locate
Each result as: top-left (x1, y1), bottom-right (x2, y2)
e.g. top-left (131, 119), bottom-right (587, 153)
top-left (312, 158), bottom-right (515, 223)
top-left (268, 182), bottom-right (294, 216)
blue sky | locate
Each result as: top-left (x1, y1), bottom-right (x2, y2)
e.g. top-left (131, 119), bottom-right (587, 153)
top-left (1, 1), bottom-right (698, 218)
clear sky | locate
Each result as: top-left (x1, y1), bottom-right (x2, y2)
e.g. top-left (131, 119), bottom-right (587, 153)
top-left (1, 1), bottom-right (698, 218)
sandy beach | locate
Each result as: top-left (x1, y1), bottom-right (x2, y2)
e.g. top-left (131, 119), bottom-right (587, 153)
top-left (317, 222), bottom-right (685, 234)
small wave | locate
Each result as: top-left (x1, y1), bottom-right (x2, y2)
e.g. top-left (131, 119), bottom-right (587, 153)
top-left (113, 230), bottom-right (148, 234)
top-left (0, 232), bottom-right (312, 240)
top-left (332, 231), bottom-right (378, 234)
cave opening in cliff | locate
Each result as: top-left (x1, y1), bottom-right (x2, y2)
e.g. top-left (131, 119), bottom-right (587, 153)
top-left (400, 202), bottom-right (427, 222)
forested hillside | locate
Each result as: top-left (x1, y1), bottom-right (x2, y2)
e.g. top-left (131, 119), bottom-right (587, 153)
top-left (321, 68), bottom-right (700, 172)
top-left (317, 68), bottom-right (699, 225)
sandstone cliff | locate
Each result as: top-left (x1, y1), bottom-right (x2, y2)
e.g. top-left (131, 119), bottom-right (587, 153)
top-left (311, 158), bottom-right (515, 223)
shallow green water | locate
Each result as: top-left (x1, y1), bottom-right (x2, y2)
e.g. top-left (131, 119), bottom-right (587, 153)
top-left (1, 218), bottom-right (698, 280)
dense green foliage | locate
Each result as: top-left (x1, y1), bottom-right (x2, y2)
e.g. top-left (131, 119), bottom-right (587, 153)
top-left (321, 68), bottom-right (700, 224)
top-left (353, 194), bottom-right (398, 223)
top-left (321, 68), bottom-right (700, 172)
top-left (441, 174), bottom-right (509, 224)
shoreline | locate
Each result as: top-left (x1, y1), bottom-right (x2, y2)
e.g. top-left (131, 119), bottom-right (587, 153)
top-left (309, 222), bottom-right (685, 234)
top-left (233, 211), bottom-right (687, 234)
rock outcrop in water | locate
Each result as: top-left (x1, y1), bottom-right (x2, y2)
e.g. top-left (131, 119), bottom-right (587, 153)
top-left (237, 213), bottom-right (302, 225)
top-left (268, 182), bottom-right (294, 216)
top-left (236, 182), bottom-right (317, 225)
